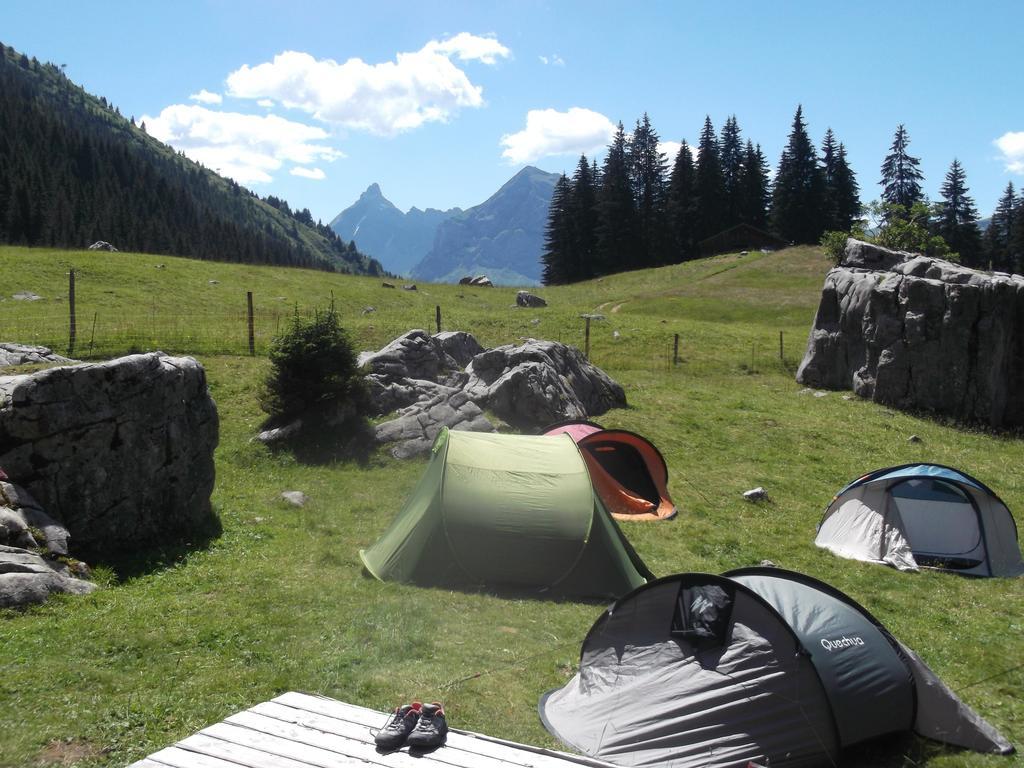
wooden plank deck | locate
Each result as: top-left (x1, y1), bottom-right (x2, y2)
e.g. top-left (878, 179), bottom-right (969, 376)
top-left (129, 692), bottom-right (619, 768)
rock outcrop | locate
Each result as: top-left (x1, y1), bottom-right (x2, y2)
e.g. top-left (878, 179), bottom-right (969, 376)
top-left (433, 331), bottom-right (484, 368)
top-left (516, 291), bottom-right (548, 308)
top-left (374, 387), bottom-right (493, 459)
top-left (797, 239), bottom-right (1024, 427)
top-left (361, 330), bottom-right (494, 457)
top-left (358, 330), bottom-right (462, 388)
top-left (0, 545), bottom-right (96, 608)
top-left (0, 343), bottom-right (76, 368)
top-left (0, 352), bottom-right (220, 560)
top-left (465, 340), bottom-right (626, 430)
top-left (361, 331), bottom-right (627, 456)
top-left (1, 478), bottom-right (96, 609)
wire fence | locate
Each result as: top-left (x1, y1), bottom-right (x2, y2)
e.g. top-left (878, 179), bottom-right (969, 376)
top-left (0, 284), bottom-right (803, 376)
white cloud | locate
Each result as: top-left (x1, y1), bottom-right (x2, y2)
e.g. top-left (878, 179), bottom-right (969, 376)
top-left (995, 131), bottom-right (1024, 174)
top-left (224, 33), bottom-right (509, 136)
top-left (291, 166), bottom-right (326, 180)
top-left (142, 104), bottom-right (342, 184)
top-left (257, 99), bottom-right (275, 108)
top-left (189, 89), bottom-right (222, 105)
top-left (423, 32), bottom-right (510, 65)
top-left (500, 108), bottom-right (617, 164)
top-left (539, 54), bottom-right (565, 66)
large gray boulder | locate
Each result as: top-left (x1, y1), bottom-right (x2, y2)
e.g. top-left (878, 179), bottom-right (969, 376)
top-left (359, 331), bottom-right (625, 457)
top-left (0, 352), bottom-right (219, 559)
top-left (360, 330), bottom-right (495, 455)
top-left (0, 545), bottom-right (96, 608)
top-left (465, 339), bottom-right (626, 430)
top-left (0, 482), bottom-right (68, 554)
top-left (365, 375), bottom-right (458, 416)
top-left (358, 329), bottom-right (460, 383)
top-left (0, 479), bottom-right (95, 608)
top-left (797, 239), bottom-right (1024, 427)
top-left (374, 387), bottom-right (493, 459)
top-left (433, 331), bottom-right (485, 368)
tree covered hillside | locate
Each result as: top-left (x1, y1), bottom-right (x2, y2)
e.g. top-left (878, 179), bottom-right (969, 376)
top-left (0, 44), bottom-right (382, 274)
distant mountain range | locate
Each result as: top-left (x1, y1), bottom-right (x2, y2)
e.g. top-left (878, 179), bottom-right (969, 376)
top-left (0, 43), bottom-right (381, 275)
top-left (329, 185), bottom-right (460, 277)
top-left (331, 166), bottom-right (560, 285)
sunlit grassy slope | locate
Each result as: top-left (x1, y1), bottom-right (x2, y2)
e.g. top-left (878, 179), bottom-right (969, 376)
top-left (0, 245), bottom-right (1021, 767)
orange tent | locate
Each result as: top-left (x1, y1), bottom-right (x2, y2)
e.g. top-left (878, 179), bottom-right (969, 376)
top-left (544, 421), bottom-right (677, 521)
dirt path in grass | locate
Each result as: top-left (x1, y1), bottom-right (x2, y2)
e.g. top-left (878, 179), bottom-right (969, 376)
top-left (593, 300), bottom-right (627, 313)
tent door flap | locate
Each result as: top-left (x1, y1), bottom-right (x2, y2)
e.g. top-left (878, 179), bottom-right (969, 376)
top-left (670, 582), bottom-right (735, 649)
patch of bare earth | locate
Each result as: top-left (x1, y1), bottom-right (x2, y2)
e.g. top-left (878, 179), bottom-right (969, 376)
top-left (37, 738), bottom-right (108, 766)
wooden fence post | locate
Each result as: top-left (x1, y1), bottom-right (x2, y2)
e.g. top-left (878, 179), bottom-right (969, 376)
top-left (247, 291), bottom-right (255, 356)
top-left (436, 305), bottom-right (441, 334)
top-left (673, 333), bottom-right (680, 366)
top-left (584, 316), bottom-right (591, 360)
top-left (68, 269), bottom-right (76, 356)
top-left (779, 330), bottom-right (784, 361)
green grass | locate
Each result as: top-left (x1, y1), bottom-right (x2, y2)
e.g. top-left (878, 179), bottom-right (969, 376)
top-left (0, 245), bottom-right (1021, 767)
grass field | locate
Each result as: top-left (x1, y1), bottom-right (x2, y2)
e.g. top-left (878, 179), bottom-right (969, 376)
top-left (0, 245), bottom-right (1021, 767)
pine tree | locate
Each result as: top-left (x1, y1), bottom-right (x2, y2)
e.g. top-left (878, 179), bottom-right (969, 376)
top-left (770, 105), bottom-right (825, 243)
top-left (666, 139), bottom-right (697, 260)
top-left (719, 115), bottom-right (743, 228)
top-left (627, 113), bottom-right (668, 267)
top-left (820, 130), bottom-right (860, 232)
top-left (541, 174), bottom-right (572, 285)
top-left (1009, 193), bottom-right (1024, 275)
top-left (880, 124), bottom-right (924, 217)
top-left (832, 144), bottom-right (861, 232)
top-left (819, 129), bottom-right (840, 231)
top-left (738, 141), bottom-right (771, 228)
top-left (985, 182), bottom-right (1017, 271)
top-left (569, 154), bottom-right (599, 281)
top-left (693, 115), bottom-right (725, 243)
top-left (934, 159), bottom-right (982, 266)
top-left (595, 122), bottom-right (639, 274)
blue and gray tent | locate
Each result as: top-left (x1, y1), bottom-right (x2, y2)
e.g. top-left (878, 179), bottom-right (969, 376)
top-left (815, 464), bottom-right (1023, 577)
top-left (539, 567), bottom-right (1013, 767)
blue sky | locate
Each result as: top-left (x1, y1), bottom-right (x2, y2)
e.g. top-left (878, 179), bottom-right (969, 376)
top-left (3, 0), bottom-right (1022, 225)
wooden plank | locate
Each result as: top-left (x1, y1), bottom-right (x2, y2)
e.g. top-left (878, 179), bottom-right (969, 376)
top-left (178, 732), bottom-right (318, 768)
top-left (133, 745), bottom-right (260, 768)
top-left (132, 692), bottom-right (619, 768)
top-left (235, 705), bottom-right (520, 768)
top-left (272, 693), bottom-right (616, 768)
top-left (272, 693), bottom-right (391, 729)
top-left (200, 721), bottom-right (371, 767)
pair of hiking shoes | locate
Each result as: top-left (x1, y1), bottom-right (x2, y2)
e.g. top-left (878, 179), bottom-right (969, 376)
top-left (374, 702), bottom-right (448, 750)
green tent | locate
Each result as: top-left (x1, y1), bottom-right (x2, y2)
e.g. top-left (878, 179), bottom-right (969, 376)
top-left (360, 429), bottom-right (653, 598)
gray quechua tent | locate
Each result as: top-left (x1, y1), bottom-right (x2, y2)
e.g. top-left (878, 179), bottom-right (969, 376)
top-left (816, 464), bottom-right (1024, 577)
top-left (539, 567), bottom-right (1012, 767)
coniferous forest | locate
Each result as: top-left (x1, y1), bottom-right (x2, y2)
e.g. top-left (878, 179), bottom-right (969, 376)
top-left (0, 43), bottom-right (383, 275)
top-left (543, 108), bottom-right (1024, 284)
